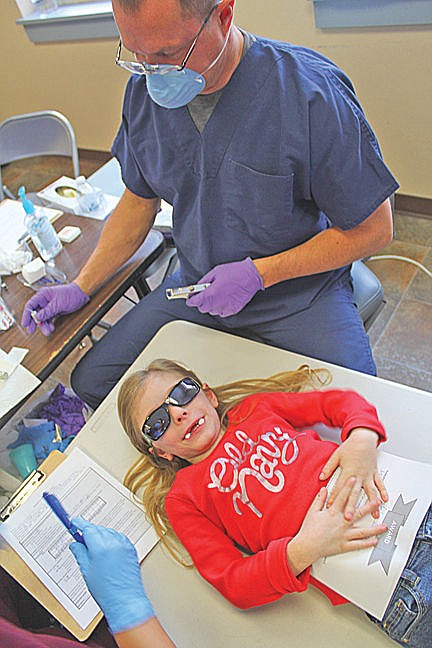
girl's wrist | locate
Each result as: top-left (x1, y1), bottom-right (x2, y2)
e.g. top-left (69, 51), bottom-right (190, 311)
top-left (347, 427), bottom-right (380, 446)
top-left (286, 535), bottom-right (316, 576)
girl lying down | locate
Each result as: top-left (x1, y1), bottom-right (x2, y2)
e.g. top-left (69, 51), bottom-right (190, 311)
top-left (118, 359), bottom-right (431, 648)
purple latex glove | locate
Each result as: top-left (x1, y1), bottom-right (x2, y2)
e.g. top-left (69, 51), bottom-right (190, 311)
top-left (187, 257), bottom-right (264, 317)
top-left (34, 383), bottom-right (88, 437)
top-left (21, 283), bottom-right (89, 336)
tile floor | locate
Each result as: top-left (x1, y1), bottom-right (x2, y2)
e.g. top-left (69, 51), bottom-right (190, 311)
top-left (2, 154), bottom-right (432, 418)
top-left (366, 212), bottom-right (432, 392)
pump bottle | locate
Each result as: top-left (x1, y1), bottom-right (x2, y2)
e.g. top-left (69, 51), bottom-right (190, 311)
top-left (18, 186), bottom-right (62, 261)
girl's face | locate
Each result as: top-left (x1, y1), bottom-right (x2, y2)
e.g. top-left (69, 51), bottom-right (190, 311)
top-left (134, 372), bottom-right (223, 463)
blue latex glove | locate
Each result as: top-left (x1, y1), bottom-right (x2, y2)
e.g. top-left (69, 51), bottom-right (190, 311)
top-left (186, 257), bottom-right (264, 317)
top-left (7, 420), bottom-right (62, 462)
top-left (69, 518), bottom-right (154, 635)
top-left (21, 283), bottom-right (89, 336)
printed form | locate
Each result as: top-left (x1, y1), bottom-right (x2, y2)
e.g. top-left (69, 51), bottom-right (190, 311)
top-left (0, 447), bottom-right (159, 629)
top-left (311, 451), bottom-right (432, 620)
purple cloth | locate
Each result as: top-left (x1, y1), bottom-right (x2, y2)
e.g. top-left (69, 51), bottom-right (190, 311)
top-left (187, 257), bottom-right (264, 317)
top-left (7, 384), bottom-right (86, 464)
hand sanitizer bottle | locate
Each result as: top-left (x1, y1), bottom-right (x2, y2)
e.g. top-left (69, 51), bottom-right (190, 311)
top-left (75, 176), bottom-right (106, 215)
top-left (18, 186), bottom-right (62, 261)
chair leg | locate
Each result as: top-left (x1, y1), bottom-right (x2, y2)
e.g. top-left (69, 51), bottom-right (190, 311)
top-left (95, 321), bottom-right (111, 332)
top-left (78, 321), bottom-right (112, 349)
top-left (162, 249), bottom-right (179, 282)
top-left (134, 277), bottom-right (151, 300)
top-left (122, 293), bottom-right (138, 305)
top-left (363, 300), bottom-right (386, 331)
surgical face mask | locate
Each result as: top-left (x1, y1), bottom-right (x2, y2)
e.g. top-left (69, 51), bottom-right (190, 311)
top-left (146, 67), bottom-right (207, 109)
top-left (145, 33), bottom-right (229, 109)
top-left (116, 4), bottom-right (232, 109)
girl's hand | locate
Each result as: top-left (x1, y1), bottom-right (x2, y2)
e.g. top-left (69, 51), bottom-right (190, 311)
top-left (319, 427), bottom-right (388, 520)
top-left (286, 478), bottom-right (387, 575)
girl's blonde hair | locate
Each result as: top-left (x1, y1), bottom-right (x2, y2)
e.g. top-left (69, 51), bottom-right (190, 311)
top-left (118, 359), bottom-right (331, 564)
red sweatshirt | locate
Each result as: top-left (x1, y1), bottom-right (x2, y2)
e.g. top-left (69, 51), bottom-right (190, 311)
top-left (165, 389), bottom-right (386, 609)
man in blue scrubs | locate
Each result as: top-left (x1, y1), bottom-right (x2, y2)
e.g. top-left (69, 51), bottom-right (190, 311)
top-left (22, 0), bottom-right (398, 409)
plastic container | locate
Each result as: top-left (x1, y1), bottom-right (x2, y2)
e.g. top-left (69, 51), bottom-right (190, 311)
top-left (18, 186), bottom-right (62, 262)
top-left (9, 444), bottom-right (37, 479)
top-left (75, 176), bottom-right (106, 215)
top-left (18, 262), bottom-right (67, 290)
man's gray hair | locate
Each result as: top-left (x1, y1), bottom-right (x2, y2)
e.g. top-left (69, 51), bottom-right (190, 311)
top-left (113, 0), bottom-right (216, 19)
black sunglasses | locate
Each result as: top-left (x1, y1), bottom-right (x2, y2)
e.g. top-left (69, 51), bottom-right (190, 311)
top-left (142, 377), bottom-right (201, 443)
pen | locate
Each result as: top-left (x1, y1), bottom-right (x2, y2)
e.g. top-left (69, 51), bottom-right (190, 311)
top-left (42, 492), bottom-right (85, 544)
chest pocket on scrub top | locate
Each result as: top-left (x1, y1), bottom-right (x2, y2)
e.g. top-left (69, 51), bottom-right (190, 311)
top-left (225, 159), bottom-right (294, 254)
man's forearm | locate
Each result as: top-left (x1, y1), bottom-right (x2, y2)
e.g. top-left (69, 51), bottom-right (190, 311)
top-left (253, 198), bottom-right (393, 288)
top-left (75, 190), bottom-right (160, 295)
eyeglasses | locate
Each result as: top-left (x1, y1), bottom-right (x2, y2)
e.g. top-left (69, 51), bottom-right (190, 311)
top-left (141, 377), bottom-right (201, 443)
top-left (115, 3), bottom-right (220, 76)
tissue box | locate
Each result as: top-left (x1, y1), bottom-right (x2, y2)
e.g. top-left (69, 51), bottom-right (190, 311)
top-left (37, 176), bottom-right (120, 220)
top-left (22, 257), bottom-right (46, 284)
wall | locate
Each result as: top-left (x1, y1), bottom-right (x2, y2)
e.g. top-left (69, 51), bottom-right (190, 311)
top-left (1, 0), bottom-right (431, 198)
top-left (1, 1), bottom-right (126, 155)
top-left (237, 1), bottom-right (432, 200)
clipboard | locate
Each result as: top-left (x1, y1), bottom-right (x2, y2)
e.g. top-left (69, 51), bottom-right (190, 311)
top-left (0, 451), bottom-right (103, 641)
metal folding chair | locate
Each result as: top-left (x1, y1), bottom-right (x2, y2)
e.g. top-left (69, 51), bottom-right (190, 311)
top-left (351, 260), bottom-right (385, 329)
top-left (0, 110), bottom-right (80, 201)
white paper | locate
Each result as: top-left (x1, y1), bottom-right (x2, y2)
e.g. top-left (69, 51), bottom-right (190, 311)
top-left (0, 357), bottom-right (16, 377)
top-left (7, 346), bottom-right (28, 365)
top-left (0, 348), bottom-right (41, 418)
top-left (0, 447), bottom-right (159, 630)
top-left (311, 451), bottom-right (432, 619)
top-left (0, 199), bottom-right (62, 253)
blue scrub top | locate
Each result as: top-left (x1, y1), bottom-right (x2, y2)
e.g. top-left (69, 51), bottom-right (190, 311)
top-left (112, 37), bottom-right (399, 327)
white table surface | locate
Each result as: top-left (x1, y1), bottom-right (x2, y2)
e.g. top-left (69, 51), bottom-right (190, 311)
top-left (71, 321), bottom-right (432, 648)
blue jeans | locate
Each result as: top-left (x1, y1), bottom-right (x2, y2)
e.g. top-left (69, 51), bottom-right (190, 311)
top-left (368, 505), bottom-right (432, 647)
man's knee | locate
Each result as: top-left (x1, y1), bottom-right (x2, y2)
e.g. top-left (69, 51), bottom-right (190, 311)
top-left (70, 351), bottom-right (102, 410)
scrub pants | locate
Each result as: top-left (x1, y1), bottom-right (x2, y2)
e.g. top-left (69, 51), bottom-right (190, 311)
top-left (0, 568), bottom-right (115, 647)
top-left (71, 270), bottom-right (376, 410)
